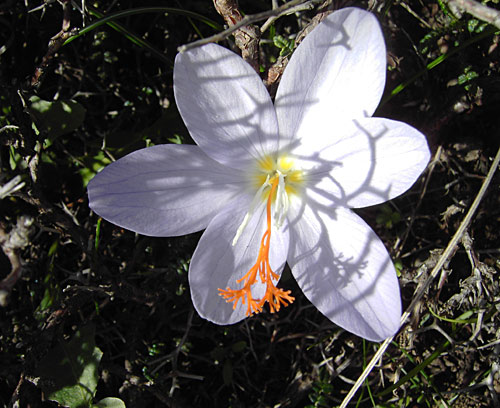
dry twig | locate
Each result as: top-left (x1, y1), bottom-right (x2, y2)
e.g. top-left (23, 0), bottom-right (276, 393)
top-left (266, 0), bottom-right (335, 92)
top-left (31, 0), bottom-right (76, 89)
top-left (213, 0), bottom-right (261, 72)
top-left (178, 0), bottom-right (324, 53)
top-left (446, 0), bottom-right (500, 30)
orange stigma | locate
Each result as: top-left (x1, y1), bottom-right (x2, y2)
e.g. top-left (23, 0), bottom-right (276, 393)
top-left (218, 177), bottom-right (294, 316)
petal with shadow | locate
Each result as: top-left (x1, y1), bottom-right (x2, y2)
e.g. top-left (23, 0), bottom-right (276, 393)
top-left (275, 7), bottom-right (386, 147)
top-left (287, 201), bottom-right (401, 341)
top-left (174, 43), bottom-right (279, 170)
top-left (190, 196), bottom-right (289, 324)
top-left (88, 144), bottom-right (244, 236)
top-left (295, 117), bottom-right (430, 208)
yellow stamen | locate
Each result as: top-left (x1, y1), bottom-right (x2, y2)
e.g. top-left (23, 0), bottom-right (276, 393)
top-left (218, 177), bottom-right (295, 316)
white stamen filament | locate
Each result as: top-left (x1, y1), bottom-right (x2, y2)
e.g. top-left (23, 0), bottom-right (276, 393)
top-left (232, 175), bottom-right (271, 246)
top-left (274, 171), bottom-right (289, 229)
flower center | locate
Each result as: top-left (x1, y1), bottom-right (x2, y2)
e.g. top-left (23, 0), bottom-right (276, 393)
top-left (218, 155), bottom-right (303, 316)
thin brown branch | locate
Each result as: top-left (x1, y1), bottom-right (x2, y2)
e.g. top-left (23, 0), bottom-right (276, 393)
top-left (30, 0), bottom-right (75, 89)
top-left (265, 0), bottom-right (335, 93)
top-left (213, 0), bottom-right (261, 72)
top-left (178, 0), bottom-right (324, 53)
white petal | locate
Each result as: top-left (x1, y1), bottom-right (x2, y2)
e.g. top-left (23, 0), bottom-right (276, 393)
top-left (287, 201), bottom-right (401, 341)
top-left (295, 117), bottom-right (430, 208)
top-left (189, 196), bottom-right (289, 325)
top-left (174, 44), bottom-right (279, 170)
top-left (275, 7), bottom-right (386, 146)
top-left (88, 144), bottom-right (244, 236)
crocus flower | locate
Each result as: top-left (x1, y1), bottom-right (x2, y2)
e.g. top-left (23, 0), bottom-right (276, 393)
top-left (88, 7), bottom-right (430, 341)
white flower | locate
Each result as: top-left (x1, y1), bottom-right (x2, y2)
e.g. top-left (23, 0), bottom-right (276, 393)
top-left (88, 7), bottom-right (430, 341)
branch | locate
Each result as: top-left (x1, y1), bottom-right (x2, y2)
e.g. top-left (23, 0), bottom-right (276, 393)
top-left (213, 0), bottom-right (260, 72)
top-left (178, 0), bottom-right (323, 53)
top-left (265, 0), bottom-right (334, 93)
top-left (0, 175), bottom-right (25, 200)
top-left (260, 0), bottom-right (317, 33)
top-left (446, 0), bottom-right (500, 29)
top-left (30, 0), bottom-right (75, 89)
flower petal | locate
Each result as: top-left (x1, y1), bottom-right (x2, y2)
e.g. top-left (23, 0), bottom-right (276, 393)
top-left (294, 117), bottom-right (430, 208)
top-left (174, 43), bottom-right (279, 170)
top-left (275, 7), bottom-right (386, 146)
top-left (189, 196), bottom-right (289, 324)
top-left (88, 144), bottom-right (244, 236)
top-left (287, 201), bottom-right (401, 341)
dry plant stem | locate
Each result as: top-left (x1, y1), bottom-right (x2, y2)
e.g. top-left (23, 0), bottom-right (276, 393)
top-left (168, 309), bottom-right (195, 396)
top-left (399, 2), bottom-right (432, 29)
top-left (340, 144), bottom-right (500, 408)
top-left (213, 0), bottom-right (260, 72)
top-left (260, 0), bottom-right (316, 33)
top-left (147, 309), bottom-right (203, 394)
top-left (441, 361), bottom-right (499, 405)
top-left (31, 0), bottom-right (75, 89)
top-left (478, 338), bottom-right (500, 350)
top-left (447, 0), bottom-right (500, 29)
top-left (10, 89), bottom-right (36, 153)
top-left (394, 145), bottom-right (442, 257)
top-left (265, 0), bottom-right (334, 91)
top-left (178, 0), bottom-right (323, 52)
top-left (8, 372), bottom-right (25, 408)
top-left (0, 175), bottom-right (25, 199)
top-left (15, 191), bottom-right (87, 249)
top-left (0, 125), bottom-right (20, 134)
top-left (0, 216), bottom-right (34, 306)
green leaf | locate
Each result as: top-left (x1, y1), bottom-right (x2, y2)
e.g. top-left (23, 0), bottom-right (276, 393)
top-left (273, 35), bottom-right (294, 56)
top-left (35, 325), bottom-right (103, 408)
top-left (9, 145), bottom-right (25, 170)
top-left (29, 96), bottom-right (86, 140)
top-left (457, 66), bottom-right (479, 85)
top-left (93, 397), bottom-right (126, 408)
top-left (79, 151), bottom-right (112, 188)
top-left (375, 204), bottom-right (401, 229)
